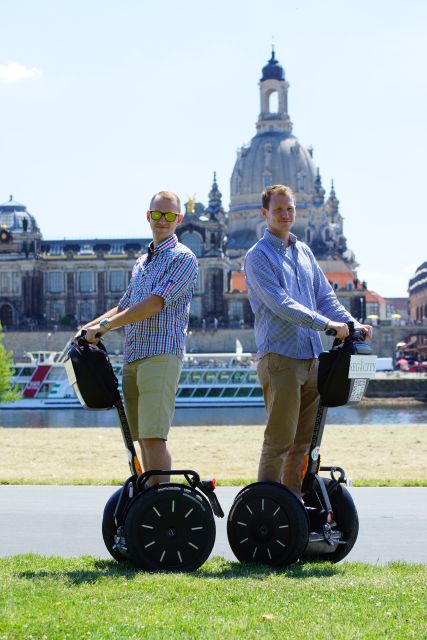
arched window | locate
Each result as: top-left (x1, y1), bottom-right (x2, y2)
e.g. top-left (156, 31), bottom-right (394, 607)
top-left (0, 303), bottom-right (13, 327)
top-left (268, 90), bottom-right (279, 113)
top-left (182, 232), bottom-right (202, 257)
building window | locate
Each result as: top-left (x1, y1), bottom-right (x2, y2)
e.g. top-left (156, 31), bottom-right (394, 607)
top-left (194, 270), bottom-right (203, 294)
top-left (78, 271), bottom-right (95, 293)
top-left (109, 270), bottom-right (125, 292)
top-left (228, 300), bottom-right (244, 322)
top-left (0, 272), bottom-right (11, 294)
top-left (12, 273), bottom-right (21, 294)
top-left (182, 232), bottom-right (202, 257)
top-left (79, 301), bottom-right (93, 322)
top-left (80, 244), bottom-right (94, 255)
top-left (111, 244), bottom-right (124, 254)
top-left (50, 245), bottom-right (63, 256)
top-left (346, 282), bottom-right (353, 291)
top-left (48, 271), bottom-right (64, 293)
top-left (190, 298), bottom-right (202, 319)
top-left (0, 213), bottom-right (14, 227)
top-left (50, 302), bottom-right (64, 321)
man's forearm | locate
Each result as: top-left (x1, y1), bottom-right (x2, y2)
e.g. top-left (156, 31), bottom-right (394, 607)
top-left (106, 295), bottom-right (164, 330)
top-left (82, 306), bottom-right (120, 329)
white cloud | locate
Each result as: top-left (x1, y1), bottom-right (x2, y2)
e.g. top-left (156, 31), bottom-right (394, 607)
top-left (0, 61), bottom-right (43, 83)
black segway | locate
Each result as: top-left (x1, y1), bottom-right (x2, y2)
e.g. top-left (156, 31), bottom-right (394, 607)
top-left (227, 322), bottom-right (376, 567)
top-left (66, 334), bottom-right (224, 571)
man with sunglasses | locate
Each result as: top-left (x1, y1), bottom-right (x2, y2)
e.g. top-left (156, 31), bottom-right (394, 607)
top-left (82, 191), bottom-right (198, 485)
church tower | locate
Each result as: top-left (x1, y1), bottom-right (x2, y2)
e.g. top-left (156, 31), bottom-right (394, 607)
top-left (228, 48), bottom-right (355, 270)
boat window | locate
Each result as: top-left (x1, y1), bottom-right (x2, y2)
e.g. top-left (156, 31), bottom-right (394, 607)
top-left (250, 388), bottom-right (263, 397)
top-left (179, 372), bottom-right (189, 384)
top-left (207, 388), bottom-right (222, 397)
top-left (247, 371), bottom-right (258, 383)
top-left (222, 388), bottom-right (237, 397)
top-left (218, 371), bottom-right (233, 383)
top-left (231, 371), bottom-right (246, 383)
top-left (203, 371), bottom-right (218, 384)
top-left (236, 388), bottom-right (251, 397)
top-left (189, 371), bottom-right (203, 384)
top-left (21, 367), bottom-right (35, 377)
top-left (193, 388), bottom-right (208, 397)
top-left (37, 383), bottom-right (50, 397)
top-left (177, 388), bottom-right (193, 397)
top-left (46, 368), bottom-right (66, 380)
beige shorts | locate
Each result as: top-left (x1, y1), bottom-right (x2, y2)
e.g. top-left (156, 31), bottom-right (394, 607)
top-left (122, 354), bottom-right (183, 440)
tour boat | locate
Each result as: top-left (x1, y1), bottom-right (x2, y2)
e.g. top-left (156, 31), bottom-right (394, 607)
top-left (3, 348), bottom-right (264, 410)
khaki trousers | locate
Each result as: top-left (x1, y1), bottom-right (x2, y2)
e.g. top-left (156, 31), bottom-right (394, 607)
top-left (257, 353), bottom-right (320, 494)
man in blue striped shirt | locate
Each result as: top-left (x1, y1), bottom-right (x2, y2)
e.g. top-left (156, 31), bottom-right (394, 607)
top-left (84, 191), bottom-right (198, 485)
top-left (244, 184), bottom-right (372, 494)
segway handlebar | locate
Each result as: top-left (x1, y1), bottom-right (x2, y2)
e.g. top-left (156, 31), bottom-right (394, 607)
top-left (325, 321), bottom-right (367, 342)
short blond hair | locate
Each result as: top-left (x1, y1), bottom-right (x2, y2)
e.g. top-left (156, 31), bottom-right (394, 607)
top-left (262, 184), bottom-right (295, 209)
top-left (150, 191), bottom-right (181, 211)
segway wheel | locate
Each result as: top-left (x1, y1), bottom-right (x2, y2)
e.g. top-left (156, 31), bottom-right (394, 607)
top-left (303, 478), bottom-right (359, 563)
top-left (227, 482), bottom-right (309, 567)
top-left (102, 488), bottom-right (129, 562)
top-left (124, 483), bottom-right (216, 571)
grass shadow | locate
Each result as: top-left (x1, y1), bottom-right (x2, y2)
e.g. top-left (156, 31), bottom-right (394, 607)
top-left (18, 559), bottom-right (139, 585)
top-left (199, 558), bottom-right (340, 580)
top-left (16, 557), bottom-right (340, 585)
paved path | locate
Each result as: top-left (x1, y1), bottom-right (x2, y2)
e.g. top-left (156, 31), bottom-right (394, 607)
top-left (1, 486), bottom-right (426, 564)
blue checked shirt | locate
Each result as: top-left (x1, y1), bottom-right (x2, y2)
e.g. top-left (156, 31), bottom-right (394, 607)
top-left (244, 229), bottom-right (354, 360)
top-left (118, 234), bottom-right (198, 364)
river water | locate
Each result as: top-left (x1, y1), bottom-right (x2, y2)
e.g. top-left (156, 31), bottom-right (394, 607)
top-left (0, 403), bottom-right (426, 428)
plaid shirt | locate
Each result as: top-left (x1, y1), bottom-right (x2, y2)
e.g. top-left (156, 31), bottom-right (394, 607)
top-left (119, 234), bottom-right (198, 364)
top-left (244, 229), bottom-right (354, 360)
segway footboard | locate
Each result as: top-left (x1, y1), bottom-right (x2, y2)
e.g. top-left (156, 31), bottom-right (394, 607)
top-left (302, 477), bottom-right (359, 562)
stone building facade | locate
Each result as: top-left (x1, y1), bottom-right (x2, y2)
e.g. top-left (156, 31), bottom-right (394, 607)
top-left (1, 50), bottom-right (382, 331)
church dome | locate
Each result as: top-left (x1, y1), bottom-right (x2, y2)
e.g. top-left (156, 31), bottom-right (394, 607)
top-left (230, 134), bottom-right (318, 208)
top-left (261, 48), bottom-right (285, 81)
top-left (0, 195), bottom-right (40, 233)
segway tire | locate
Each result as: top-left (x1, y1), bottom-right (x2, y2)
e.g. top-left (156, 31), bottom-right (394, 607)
top-left (303, 478), bottom-right (359, 563)
top-left (124, 483), bottom-right (216, 571)
top-left (102, 488), bottom-right (128, 562)
top-left (227, 482), bottom-right (309, 567)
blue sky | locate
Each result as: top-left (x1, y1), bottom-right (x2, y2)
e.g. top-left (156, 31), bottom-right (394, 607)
top-left (1, 0), bottom-right (426, 297)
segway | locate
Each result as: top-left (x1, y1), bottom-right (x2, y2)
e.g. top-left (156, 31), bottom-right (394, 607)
top-left (227, 322), bottom-right (376, 567)
top-left (65, 334), bottom-right (224, 571)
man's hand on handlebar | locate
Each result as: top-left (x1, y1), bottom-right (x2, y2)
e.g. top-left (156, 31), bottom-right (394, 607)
top-left (325, 321), bottom-right (349, 340)
top-left (354, 323), bottom-right (374, 341)
top-left (83, 325), bottom-right (106, 344)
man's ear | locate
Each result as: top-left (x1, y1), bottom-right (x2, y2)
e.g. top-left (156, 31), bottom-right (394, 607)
top-left (261, 207), bottom-right (268, 219)
top-left (146, 210), bottom-right (151, 222)
top-left (177, 214), bottom-right (184, 224)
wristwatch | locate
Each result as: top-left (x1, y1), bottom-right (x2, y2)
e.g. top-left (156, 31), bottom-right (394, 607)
top-left (99, 318), bottom-right (113, 332)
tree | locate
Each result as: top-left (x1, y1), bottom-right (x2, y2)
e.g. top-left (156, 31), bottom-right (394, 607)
top-left (0, 323), bottom-right (20, 403)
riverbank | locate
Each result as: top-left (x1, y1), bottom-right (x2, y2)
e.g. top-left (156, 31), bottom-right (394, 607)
top-left (1, 424), bottom-right (426, 485)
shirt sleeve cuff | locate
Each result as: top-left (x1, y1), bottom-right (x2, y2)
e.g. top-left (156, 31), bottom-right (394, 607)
top-left (311, 314), bottom-right (329, 331)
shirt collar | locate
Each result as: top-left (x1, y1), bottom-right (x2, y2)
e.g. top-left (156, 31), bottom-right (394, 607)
top-left (263, 228), bottom-right (297, 251)
top-left (148, 234), bottom-right (178, 255)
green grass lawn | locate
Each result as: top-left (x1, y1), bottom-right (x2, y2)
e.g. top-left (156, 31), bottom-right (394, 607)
top-left (0, 556), bottom-right (425, 639)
